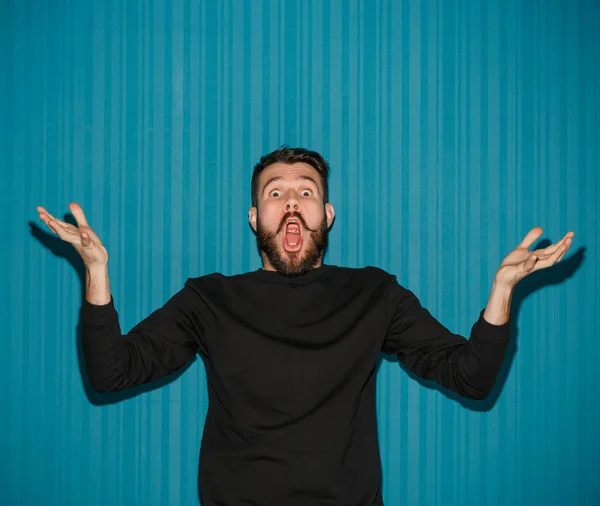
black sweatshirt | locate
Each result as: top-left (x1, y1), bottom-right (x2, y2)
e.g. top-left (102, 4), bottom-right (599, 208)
top-left (80, 264), bottom-right (510, 506)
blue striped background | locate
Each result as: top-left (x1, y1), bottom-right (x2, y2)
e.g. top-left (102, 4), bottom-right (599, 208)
top-left (1, 0), bottom-right (598, 505)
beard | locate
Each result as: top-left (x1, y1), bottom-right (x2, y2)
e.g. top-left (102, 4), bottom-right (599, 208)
top-left (256, 210), bottom-right (329, 278)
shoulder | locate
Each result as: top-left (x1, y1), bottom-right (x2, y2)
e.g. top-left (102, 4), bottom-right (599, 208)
top-left (344, 266), bottom-right (415, 303)
top-left (184, 272), bottom-right (236, 291)
top-left (331, 264), bottom-right (396, 280)
top-left (326, 265), bottom-right (404, 294)
top-left (183, 270), bottom-right (260, 298)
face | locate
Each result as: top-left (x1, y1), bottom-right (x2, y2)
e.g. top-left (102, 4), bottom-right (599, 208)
top-left (249, 162), bottom-right (335, 277)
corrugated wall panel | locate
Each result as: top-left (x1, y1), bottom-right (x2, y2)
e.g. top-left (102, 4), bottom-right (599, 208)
top-left (1, 0), bottom-right (598, 505)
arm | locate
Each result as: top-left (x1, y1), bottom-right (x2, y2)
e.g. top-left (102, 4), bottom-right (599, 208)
top-left (86, 263), bottom-right (111, 305)
top-left (382, 280), bottom-right (510, 400)
top-left (482, 279), bottom-right (513, 325)
top-left (382, 227), bottom-right (574, 400)
top-left (37, 203), bottom-right (206, 393)
top-left (80, 276), bottom-right (208, 392)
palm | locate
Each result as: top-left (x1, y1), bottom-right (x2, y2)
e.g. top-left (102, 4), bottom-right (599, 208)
top-left (495, 227), bottom-right (574, 287)
top-left (500, 247), bottom-right (536, 268)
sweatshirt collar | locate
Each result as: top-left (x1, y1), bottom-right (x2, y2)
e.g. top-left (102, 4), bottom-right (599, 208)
top-left (253, 262), bottom-right (331, 283)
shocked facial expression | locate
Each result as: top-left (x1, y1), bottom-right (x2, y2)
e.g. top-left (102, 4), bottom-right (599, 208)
top-left (249, 162), bottom-right (335, 277)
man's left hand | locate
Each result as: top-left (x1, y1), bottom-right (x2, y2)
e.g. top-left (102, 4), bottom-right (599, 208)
top-left (494, 227), bottom-right (574, 288)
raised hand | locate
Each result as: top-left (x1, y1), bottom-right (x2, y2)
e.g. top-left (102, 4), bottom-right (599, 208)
top-left (37, 202), bottom-right (109, 268)
top-left (494, 227), bottom-right (574, 288)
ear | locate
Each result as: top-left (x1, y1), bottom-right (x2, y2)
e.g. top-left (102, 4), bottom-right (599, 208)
top-left (325, 202), bottom-right (335, 228)
top-left (248, 206), bottom-right (258, 232)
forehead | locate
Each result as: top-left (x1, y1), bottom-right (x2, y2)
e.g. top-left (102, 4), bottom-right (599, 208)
top-left (259, 162), bottom-right (321, 187)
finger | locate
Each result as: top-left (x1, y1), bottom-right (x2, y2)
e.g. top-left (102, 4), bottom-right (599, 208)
top-left (562, 234), bottom-right (574, 249)
top-left (38, 212), bottom-right (54, 229)
top-left (550, 243), bottom-right (570, 263)
top-left (523, 254), bottom-right (539, 272)
top-left (555, 246), bottom-right (569, 263)
top-left (518, 227), bottom-right (544, 250)
top-left (543, 233), bottom-right (574, 258)
top-left (43, 219), bottom-right (59, 235)
top-left (43, 216), bottom-right (75, 236)
top-left (536, 244), bottom-right (569, 269)
top-left (37, 205), bottom-right (53, 217)
top-left (43, 216), bottom-right (71, 230)
top-left (554, 248), bottom-right (569, 264)
top-left (80, 231), bottom-right (94, 248)
top-left (540, 231), bottom-right (575, 255)
top-left (80, 225), bottom-right (102, 245)
top-left (67, 202), bottom-right (103, 244)
top-left (46, 218), bottom-right (73, 239)
top-left (69, 202), bottom-right (89, 227)
top-left (37, 206), bottom-right (58, 223)
top-left (540, 239), bottom-right (565, 256)
top-left (37, 207), bottom-right (69, 228)
top-left (39, 214), bottom-right (80, 244)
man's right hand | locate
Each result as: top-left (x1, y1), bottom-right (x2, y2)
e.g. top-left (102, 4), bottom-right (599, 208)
top-left (37, 202), bottom-right (109, 269)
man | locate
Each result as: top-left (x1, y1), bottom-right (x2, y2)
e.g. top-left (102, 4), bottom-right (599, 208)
top-left (37, 146), bottom-right (574, 505)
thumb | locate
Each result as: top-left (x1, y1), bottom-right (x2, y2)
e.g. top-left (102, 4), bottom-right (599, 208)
top-left (524, 254), bottom-right (538, 272)
top-left (81, 232), bottom-right (93, 247)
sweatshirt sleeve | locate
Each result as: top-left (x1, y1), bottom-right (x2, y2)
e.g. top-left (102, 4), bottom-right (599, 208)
top-left (381, 277), bottom-right (511, 400)
top-left (80, 278), bottom-right (209, 393)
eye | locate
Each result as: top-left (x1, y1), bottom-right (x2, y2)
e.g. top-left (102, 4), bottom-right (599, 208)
top-left (270, 189), bottom-right (281, 197)
top-left (301, 189), bottom-right (313, 197)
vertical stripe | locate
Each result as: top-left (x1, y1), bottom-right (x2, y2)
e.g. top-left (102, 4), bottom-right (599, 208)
top-left (1, 0), bottom-right (598, 505)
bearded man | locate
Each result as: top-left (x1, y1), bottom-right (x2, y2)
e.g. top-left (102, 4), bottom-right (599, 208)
top-left (37, 146), bottom-right (574, 506)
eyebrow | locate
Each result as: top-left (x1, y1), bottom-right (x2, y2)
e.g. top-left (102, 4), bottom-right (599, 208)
top-left (261, 175), bottom-right (320, 195)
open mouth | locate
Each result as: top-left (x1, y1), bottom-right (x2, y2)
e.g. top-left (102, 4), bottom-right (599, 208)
top-left (282, 218), bottom-right (303, 252)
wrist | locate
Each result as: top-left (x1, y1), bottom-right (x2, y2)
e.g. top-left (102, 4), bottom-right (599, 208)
top-left (86, 262), bottom-right (108, 274)
top-left (85, 263), bottom-right (111, 306)
top-left (492, 277), bottom-right (514, 292)
top-left (482, 278), bottom-right (515, 326)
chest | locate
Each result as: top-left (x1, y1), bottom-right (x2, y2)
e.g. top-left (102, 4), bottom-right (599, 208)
top-left (205, 301), bottom-right (383, 410)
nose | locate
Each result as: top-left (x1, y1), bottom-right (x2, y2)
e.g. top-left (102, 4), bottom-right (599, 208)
top-left (284, 192), bottom-right (301, 212)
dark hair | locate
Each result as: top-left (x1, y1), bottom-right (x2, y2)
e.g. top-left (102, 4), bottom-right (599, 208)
top-left (251, 145), bottom-right (330, 207)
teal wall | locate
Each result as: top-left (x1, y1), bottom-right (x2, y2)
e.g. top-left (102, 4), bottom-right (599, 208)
top-left (2, 0), bottom-right (598, 505)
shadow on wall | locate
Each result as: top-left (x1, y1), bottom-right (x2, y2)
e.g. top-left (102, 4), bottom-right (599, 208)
top-left (31, 213), bottom-right (586, 409)
top-left (378, 239), bottom-right (586, 412)
top-left (30, 214), bottom-right (194, 406)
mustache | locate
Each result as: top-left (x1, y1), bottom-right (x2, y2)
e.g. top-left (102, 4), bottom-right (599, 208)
top-left (276, 211), bottom-right (318, 233)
